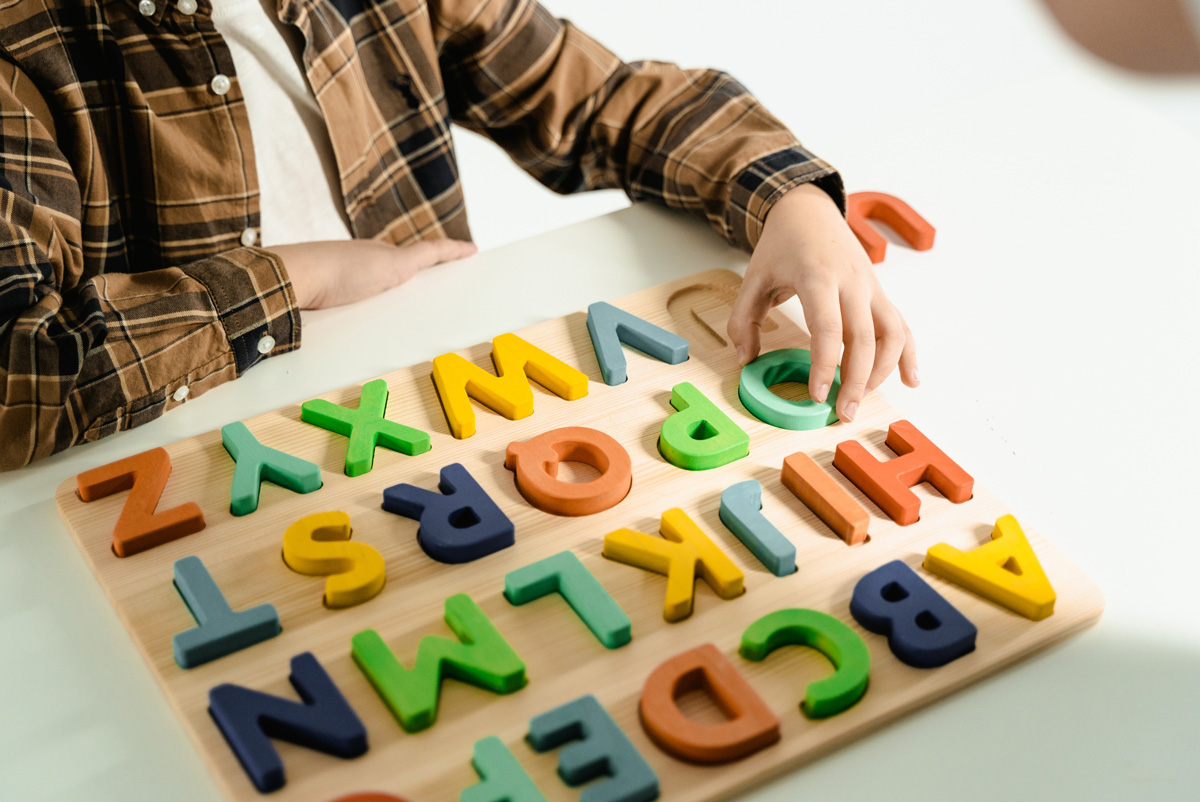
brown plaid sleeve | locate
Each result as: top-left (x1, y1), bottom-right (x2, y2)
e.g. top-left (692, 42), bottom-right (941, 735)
top-left (0, 58), bottom-right (299, 471)
top-left (434, 0), bottom-right (845, 251)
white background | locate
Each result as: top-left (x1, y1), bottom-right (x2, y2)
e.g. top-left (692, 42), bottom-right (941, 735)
top-left (2, 1), bottom-right (1199, 800)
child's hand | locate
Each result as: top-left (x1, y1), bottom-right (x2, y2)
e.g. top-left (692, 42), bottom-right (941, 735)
top-left (269, 238), bottom-right (477, 310)
top-left (727, 183), bottom-right (918, 422)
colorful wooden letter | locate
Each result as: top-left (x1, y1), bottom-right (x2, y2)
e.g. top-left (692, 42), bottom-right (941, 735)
top-left (504, 551), bottom-right (632, 649)
top-left (924, 515), bottom-right (1056, 621)
top-left (738, 349), bottom-right (840, 430)
top-left (221, 421), bottom-right (322, 516)
top-left (208, 652), bottom-right (367, 793)
top-left (603, 508), bottom-right (744, 622)
top-left (780, 451), bottom-right (869, 545)
top-left (76, 447), bottom-right (205, 557)
top-left (351, 594), bottom-right (527, 733)
top-left (172, 556), bottom-right (281, 669)
top-left (739, 609), bottom-right (871, 719)
top-left (382, 463), bottom-right (515, 564)
top-left (658, 382), bottom-right (749, 471)
top-left (462, 736), bottom-right (548, 802)
top-left (281, 511), bottom-right (386, 608)
top-left (301, 379), bottom-right (431, 477)
top-left (718, 480), bottom-right (796, 577)
top-left (850, 560), bottom-right (976, 668)
top-left (504, 426), bottom-right (632, 516)
top-left (586, 301), bottom-right (688, 386)
top-left (432, 333), bottom-right (588, 439)
top-left (846, 191), bottom-right (936, 264)
top-left (833, 420), bottom-right (973, 526)
top-left (528, 694), bottom-right (660, 802)
top-left (639, 643), bottom-right (780, 764)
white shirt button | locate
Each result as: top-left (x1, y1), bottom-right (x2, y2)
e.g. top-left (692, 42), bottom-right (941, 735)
top-left (178, 0), bottom-right (197, 13)
top-left (173, 385), bottom-right (190, 402)
top-left (210, 74), bottom-right (231, 96)
top-left (240, 227), bottom-right (257, 247)
top-left (138, 0), bottom-right (156, 15)
top-left (257, 335), bottom-right (276, 355)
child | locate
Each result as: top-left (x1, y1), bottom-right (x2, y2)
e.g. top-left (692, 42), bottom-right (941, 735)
top-left (0, 0), bottom-right (916, 471)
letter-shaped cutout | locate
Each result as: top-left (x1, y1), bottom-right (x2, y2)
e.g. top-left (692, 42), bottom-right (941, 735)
top-left (462, 736), bottom-right (548, 802)
top-left (718, 480), bottom-right (796, 577)
top-left (432, 333), bottom-right (589, 439)
top-left (833, 419), bottom-right (973, 526)
top-left (639, 643), bottom-right (780, 764)
top-left (382, 463), bottom-right (515, 564)
top-left (281, 511), bottom-right (386, 608)
top-left (208, 652), bottom-right (368, 794)
top-left (781, 451), bottom-right (870, 545)
top-left (221, 421), bottom-right (323, 516)
top-left (528, 694), bottom-right (660, 802)
top-left (504, 551), bottom-right (633, 649)
top-left (850, 560), bottom-right (977, 668)
top-left (301, 379), bottom-right (431, 477)
top-left (586, 301), bottom-right (689, 386)
top-left (739, 608), bottom-right (871, 719)
top-left (667, 280), bottom-right (774, 351)
top-left (846, 191), bottom-right (936, 265)
top-left (659, 382), bottom-right (749, 471)
top-left (924, 515), bottom-right (1056, 621)
top-left (76, 447), bottom-right (205, 557)
top-left (738, 349), bottom-right (840, 431)
top-left (351, 593), bottom-right (527, 733)
top-left (172, 556), bottom-right (281, 669)
top-left (505, 426), bottom-right (633, 516)
top-left (603, 508), bottom-right (744, 622)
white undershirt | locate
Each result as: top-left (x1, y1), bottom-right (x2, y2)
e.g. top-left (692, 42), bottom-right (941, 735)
top-left (211, 0), bottom-right (354, 246)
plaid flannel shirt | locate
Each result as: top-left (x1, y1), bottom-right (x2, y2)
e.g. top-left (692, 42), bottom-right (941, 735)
top-left (0, 0), bottom-right (843, 470)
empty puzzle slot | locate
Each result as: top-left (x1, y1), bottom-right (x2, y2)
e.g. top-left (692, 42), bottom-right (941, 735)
top-left (666, 282), bottom-right (778, 349)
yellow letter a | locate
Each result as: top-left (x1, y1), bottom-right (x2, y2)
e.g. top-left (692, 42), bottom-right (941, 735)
top-left (432, 333), bottom-right (589, 439)
top-left (924, 514), bottom-right (1056, 621)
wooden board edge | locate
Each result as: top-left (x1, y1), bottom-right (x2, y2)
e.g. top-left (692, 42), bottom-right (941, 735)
top-left (713, 600), bottom-right (1105, 800)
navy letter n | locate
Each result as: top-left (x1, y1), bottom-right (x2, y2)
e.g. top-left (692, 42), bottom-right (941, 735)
top-left (208, 651), bottom-right (367, 793)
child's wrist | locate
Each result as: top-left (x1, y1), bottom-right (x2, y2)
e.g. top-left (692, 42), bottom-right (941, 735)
top-left (772, 182), bottom-right (839, 215)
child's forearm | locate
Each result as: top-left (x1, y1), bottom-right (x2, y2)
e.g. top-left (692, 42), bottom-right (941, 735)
top-left (433, 0), bottom-right (841, 252)
top-left (270, 239), bottom-right (476, 310)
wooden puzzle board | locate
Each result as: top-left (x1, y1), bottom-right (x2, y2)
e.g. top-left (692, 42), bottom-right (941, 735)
top-left (55, 270), bottom-right (1104, 802)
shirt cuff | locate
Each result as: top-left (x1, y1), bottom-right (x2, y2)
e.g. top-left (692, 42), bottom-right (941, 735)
top-left (178, 246), bottom-right (301, 374)
top-left (727, 147), bottom-right (846, 251)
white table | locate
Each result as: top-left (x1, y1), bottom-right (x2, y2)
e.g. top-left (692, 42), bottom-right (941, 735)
top-left (3, 23), bottom-right (1199, 802)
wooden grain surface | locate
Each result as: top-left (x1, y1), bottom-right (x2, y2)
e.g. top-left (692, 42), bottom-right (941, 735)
top-left (55, 269), bottom-right (1104, 802)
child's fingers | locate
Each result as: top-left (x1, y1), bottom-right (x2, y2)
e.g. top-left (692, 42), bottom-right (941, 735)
top-left (796, 285), bottom-right (842, 405)
top-left (835, 289), bottom-right (876, 422)
top-left (899, 318), bottom-right (920, 387)
top-left (727, 274), bottom-right (775, 365)
top-left (865, 302), bottom-right (906, 392)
